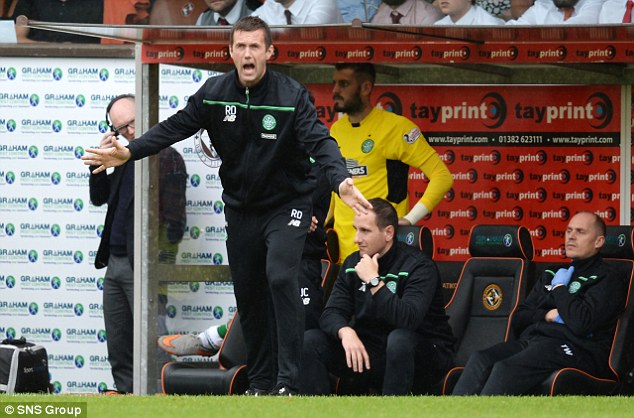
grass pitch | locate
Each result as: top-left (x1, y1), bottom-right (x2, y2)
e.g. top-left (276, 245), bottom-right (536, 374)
top-left (1, 394), bottom-right (633, 418)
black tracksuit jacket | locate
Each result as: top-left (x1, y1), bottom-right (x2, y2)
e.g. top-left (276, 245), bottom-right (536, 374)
top-left (512, 253), bottom-right (626, 373)
top-left (126, 69), bottom-right (349, 211)
top-left (321, 242), bottom-right (456, 354)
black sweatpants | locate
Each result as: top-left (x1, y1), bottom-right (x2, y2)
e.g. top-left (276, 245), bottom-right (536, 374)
top-left (299, 257), bottom-right (324, 331)
top-left (225, 195), bottom-right (311, 392)
top-left (301, 328), bottom-right (454, 395)
top-left (452, 336), bottom-right (602, 395)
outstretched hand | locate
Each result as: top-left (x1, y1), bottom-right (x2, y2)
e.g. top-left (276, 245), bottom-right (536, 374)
top-left (82, 137), bottom-right (131, 174)
top-left (339, 178), bottom-right (372, 215)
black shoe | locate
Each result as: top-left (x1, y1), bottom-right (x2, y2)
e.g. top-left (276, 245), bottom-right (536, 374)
top-left (244, 387), bottom-right (269, 396)
top-left (270, 385), bottom-right (295, 396)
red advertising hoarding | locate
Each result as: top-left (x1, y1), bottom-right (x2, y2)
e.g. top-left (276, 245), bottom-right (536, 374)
top-left (309, 84), bottom-right (621, 263)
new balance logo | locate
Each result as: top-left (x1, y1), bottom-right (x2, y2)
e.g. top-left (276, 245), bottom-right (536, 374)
top-left (224, 105), bottom-right (237, 122)
top-left (287, 208), bottom-right (303, 228)
top-left (560, 344), bottom-right (574, 356)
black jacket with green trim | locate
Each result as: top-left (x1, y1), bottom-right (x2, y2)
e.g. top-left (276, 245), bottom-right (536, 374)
top-left (512, 253), bottom-right (626, 372)
top-left (126, 69), bottom-right (348, 211)
top-left (320, 241), bottom-right (455, 353)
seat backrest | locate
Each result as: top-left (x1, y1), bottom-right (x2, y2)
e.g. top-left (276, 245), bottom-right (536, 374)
top-left (599, 225), bottom-right (634, 390)
top-left (324, 226), bottom-right (430, 303)
top-left (217, 312), bottom-right (247, 370)
top-left (325, 227), bottom-right (340, 265)
top-left (395, 225), bottom-right (433, 256)
top-left (445, 224), bottom-right (534, 366)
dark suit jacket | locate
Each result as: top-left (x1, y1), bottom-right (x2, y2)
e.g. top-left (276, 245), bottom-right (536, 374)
top-left (89, 147), bottom-right (187, 269)
top-left (90, 162), bottom-right (135, 269)
top-left (196, 0), bottom-right (261, 25)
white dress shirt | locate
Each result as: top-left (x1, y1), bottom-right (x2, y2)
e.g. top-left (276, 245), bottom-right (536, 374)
top-left (252, 0), bottom-right (344, 24)
top-left (434, 4), bottom-right (505, 25)
top-left (599, 0), bottom-right (631, 23)
top-left (371, 0), bottom-right (443, 25)
top-left (506, 0), bottom-right (604, 25)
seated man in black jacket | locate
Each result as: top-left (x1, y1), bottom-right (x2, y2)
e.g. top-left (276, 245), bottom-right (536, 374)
top-left (300, 198), bottom-right (455, 395)
top-left (453, 211), bottom-right (626, 395)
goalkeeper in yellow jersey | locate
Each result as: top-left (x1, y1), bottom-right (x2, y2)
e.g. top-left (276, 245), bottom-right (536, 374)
top-left (330, 63), bottom-right (453, 261)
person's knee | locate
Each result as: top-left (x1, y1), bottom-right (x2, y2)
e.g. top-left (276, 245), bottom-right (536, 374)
top-left (267, 265), bottom-right (297, 293)
top-left (486, 359), bottom-right (512, 381)
top-left (386, 329), bottom-right (416, 359)
top-left (302, 329), bottom-right (327, 358)
top-left (465, 348), bottom-right (499, 372)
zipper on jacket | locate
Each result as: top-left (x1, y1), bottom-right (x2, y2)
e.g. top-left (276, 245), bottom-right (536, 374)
top-left (241, 86), bottom-right (252, 204)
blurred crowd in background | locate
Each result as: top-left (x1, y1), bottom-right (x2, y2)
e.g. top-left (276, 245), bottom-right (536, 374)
top-left (0, 1), bottom-right (626, 44)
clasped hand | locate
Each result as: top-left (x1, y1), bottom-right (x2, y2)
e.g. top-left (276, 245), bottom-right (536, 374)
top-left (551, 266), bottom-right (575, 288)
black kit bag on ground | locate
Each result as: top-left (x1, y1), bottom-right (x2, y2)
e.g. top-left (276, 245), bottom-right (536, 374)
top-left (0, 337), bottom-right (50, 393)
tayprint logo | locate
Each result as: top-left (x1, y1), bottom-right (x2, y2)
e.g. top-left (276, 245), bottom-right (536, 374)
top-left (287, 208), bottom-right (303, 228)
top-left (481, 93), bottom-right (507, 129)
top-left (262, 114), bottom-right (276, 130)
top-left (587, 93), bottom-right (613, 129)
top-left (376, 92), bottom-right (402, 115)
top-left (561, 344), bottom-right (573, 356)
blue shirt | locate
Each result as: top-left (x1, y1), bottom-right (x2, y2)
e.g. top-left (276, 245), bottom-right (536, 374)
top-left (337, 0), bottom-right (381, 22)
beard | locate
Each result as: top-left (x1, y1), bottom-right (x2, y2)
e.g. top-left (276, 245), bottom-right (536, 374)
top-left (552, 0), bottom-right (579, 7)
top-left (333, 90), bottom-right (364, 114)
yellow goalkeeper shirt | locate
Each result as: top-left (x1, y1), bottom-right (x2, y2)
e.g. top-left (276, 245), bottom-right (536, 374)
top-left (331, 107), bottom-right (452, 261)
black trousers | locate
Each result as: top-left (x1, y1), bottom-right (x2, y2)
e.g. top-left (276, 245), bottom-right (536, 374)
top-left (452, 336), bottom-right (601, 395)
top-left (300, 328), bottom-right (454, 395)
top-left (225, 196), bottom-right (311, 392)
top-left (299, 258), bottom-right (324, 331)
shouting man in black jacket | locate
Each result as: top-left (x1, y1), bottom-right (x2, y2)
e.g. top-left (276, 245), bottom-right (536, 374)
top-left (453, 211), bottom-right (626, 395)
top-left (82, 16), bottom-right (369, 396)
top-left (300, 198), bottom-right (455, 395)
